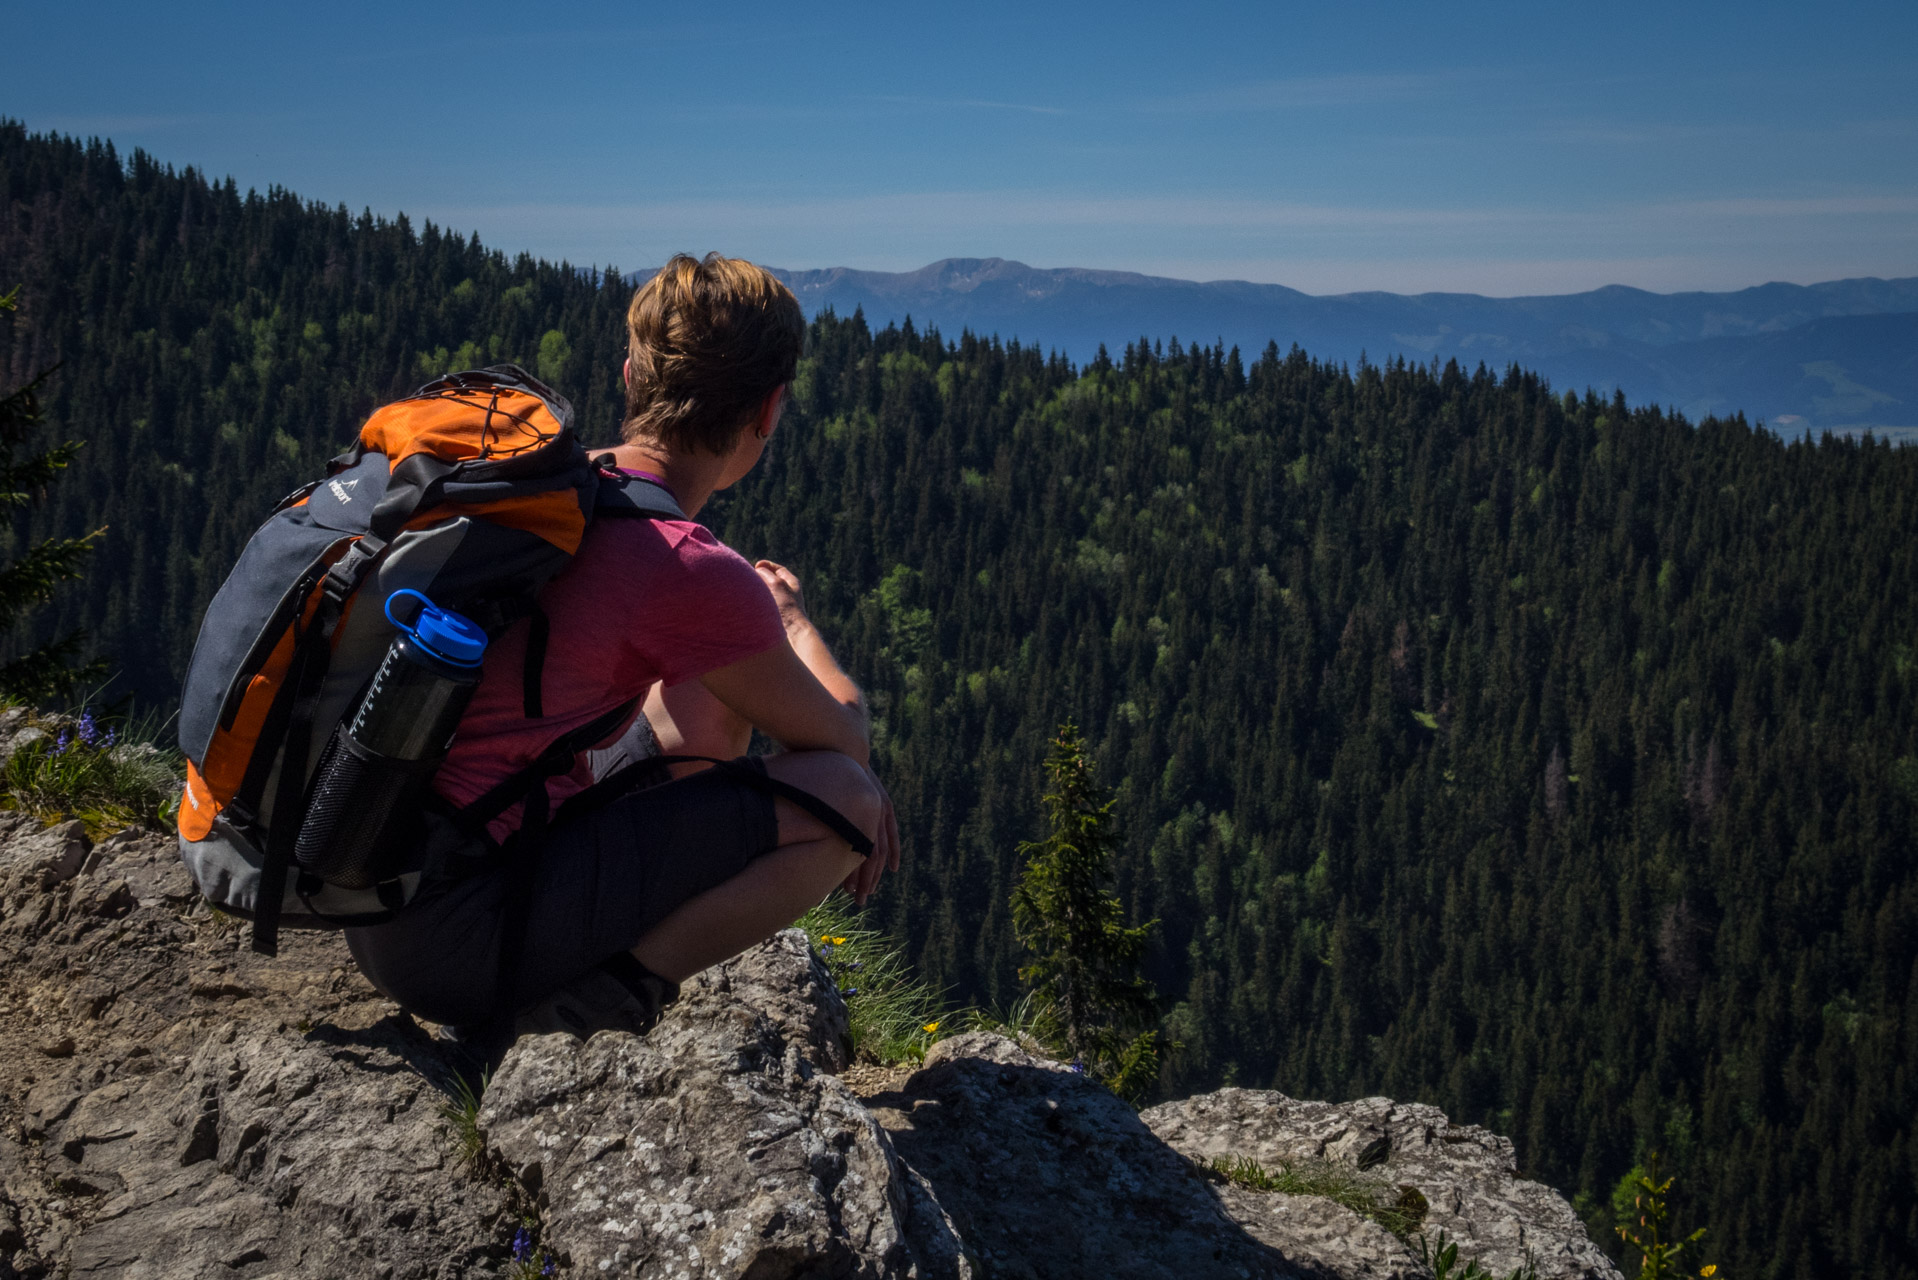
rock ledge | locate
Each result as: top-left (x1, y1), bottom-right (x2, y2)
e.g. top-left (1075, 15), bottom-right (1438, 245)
top-left (0, 819), bottom-right (1618, 1279)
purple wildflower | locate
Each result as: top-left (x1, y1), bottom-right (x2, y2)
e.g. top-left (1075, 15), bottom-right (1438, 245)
top-left (840, 987), bottom-right (859, 997)
top-left (54, 729), bottom-right (71, 754)
top-left (512, 1227), bottom-right (531, 1260)
top-left (77, 711), bottom-right (100, 747)
top-left (1068, 1059), bottom-right (1086, 1074)
top-left (542, 1258), bottom-right (557, 1277)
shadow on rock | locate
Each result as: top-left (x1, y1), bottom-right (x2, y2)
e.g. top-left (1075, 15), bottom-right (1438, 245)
top-left (301, 1012), bottom-right (466, 1093)
top-left (872, 1032), bottom-right (1396, 1280)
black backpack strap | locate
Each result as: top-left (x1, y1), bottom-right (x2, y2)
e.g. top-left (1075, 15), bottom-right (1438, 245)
top-left (248, 537), bottom-right (387, 956)
top-left (452, 698), bottom-right (641, 839)
top-left (670, 755), bottom-right (876, 858)
top-left (477, 698), bottom-right (642, 1026)
top-left (522, 603), bottom-right (550, 719)
top-left (554, 752), bottom-right (875, 860)
top-left (592, 468), bottom-right (687, 520)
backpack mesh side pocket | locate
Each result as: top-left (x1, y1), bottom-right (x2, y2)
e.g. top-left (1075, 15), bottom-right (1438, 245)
top-left (295, 728), bottom-right (439, 889)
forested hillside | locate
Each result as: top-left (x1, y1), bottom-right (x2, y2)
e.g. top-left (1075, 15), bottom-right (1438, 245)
top-left (0, 124), bottom-right (632, 700)
top-left (4, 124), bottom-right (1916, 1278)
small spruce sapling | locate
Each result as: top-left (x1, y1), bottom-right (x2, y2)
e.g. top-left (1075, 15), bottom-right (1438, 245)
top-left (1615, 1152), bottom-right (1720, 1280)
top-left (1011, 723), bottom-right (1163, 1100)
top-left (0, 285), bottom-right (104, 702)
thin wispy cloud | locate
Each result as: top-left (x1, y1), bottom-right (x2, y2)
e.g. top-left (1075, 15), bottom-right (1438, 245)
top-left (1656, 195), bottom-right (1918, 218)
top-left (1844, 117), bottom-right (1918, 138)
top-left (1143, 72), bottom-right (1463, 113)
top-left (1528, 120), bottom-right (1748, 147)
top-left (867, 95), bottom-right (1070, 116)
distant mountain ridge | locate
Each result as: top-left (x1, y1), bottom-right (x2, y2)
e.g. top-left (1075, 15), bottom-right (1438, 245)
top-left (729, 258), bottom-right (1918, 437)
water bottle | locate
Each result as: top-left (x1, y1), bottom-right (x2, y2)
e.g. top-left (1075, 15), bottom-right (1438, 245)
top-left (295, 589), bottom-right (488, 888)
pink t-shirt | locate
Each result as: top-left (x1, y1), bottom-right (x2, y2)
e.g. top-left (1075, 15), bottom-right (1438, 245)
top-left (431, 514), bottom-right (785, 842)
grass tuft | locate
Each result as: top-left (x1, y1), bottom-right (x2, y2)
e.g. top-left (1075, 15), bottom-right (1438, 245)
top-left (801, 894), bottom-right (951, 1065)
top-left (434, 1074), bottom-right (560, 1274)
top-left (438, 1070), bottom-right (490, 1172)
top-left (959, 990), bottom-right (1062, 1050)
top-left (1416, 1228), bottom-right (1540, 1280)
top-left (1207, 1153), bottom-right (1426, 1238)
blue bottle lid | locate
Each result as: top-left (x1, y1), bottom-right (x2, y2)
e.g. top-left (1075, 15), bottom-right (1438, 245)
top-left (384, 589), bottom-right (488, 667)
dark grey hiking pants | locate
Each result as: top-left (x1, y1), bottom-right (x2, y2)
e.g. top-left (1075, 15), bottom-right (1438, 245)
top-left (344, 758), bottom-right (777, 1027)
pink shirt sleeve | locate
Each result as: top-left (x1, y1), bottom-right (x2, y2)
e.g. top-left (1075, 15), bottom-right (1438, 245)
top-left (626, 522), bottom-right (786, 687)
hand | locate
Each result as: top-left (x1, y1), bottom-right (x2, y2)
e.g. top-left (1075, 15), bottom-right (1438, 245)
top-left (754, 560), bottom-right (811, 632)
top-left (842, 766), bottom-right (901, 906)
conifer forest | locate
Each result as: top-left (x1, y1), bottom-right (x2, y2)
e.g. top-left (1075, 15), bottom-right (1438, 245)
top-left (3, 124), bottom-right (1915, 1277)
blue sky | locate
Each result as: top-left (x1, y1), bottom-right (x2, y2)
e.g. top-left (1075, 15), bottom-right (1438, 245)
top-left (8, 0), bottom-right (1915, 295)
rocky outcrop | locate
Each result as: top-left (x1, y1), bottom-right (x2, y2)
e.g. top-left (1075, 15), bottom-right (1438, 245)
top-left (480, 933), bottom-right (913, 1278)
top-left (0, 816), bottom-right (512, 1279)
top-left (1143, 1091), bottom-right (1620, 1280)
top-left (0, 814), bottom-right (1618, 1279)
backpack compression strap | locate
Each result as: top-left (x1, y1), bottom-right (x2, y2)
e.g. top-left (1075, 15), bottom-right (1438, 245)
top-left (556, 753), bottom-right (876, 859)
top-left (249, 537), bottom-right (386, 955)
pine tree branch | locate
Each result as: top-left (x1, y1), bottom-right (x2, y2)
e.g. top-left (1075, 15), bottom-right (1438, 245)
top-left (0, 530), bottom-right (102, 614)
top-left (0, 365), bottom-right (59, 451)
top-left (0, 438), bottom-right (84, 510)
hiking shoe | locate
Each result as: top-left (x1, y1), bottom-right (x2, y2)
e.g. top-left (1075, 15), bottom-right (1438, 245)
top-left (512, 953), bottom-right (680, 1042)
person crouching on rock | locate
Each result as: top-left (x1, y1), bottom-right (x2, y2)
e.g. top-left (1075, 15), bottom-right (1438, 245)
top-left (343, 252), bottom-right (898, 1060)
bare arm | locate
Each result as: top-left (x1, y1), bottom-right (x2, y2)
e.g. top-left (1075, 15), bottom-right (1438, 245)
top-left (693, 559), bottom-right (866, 762)
top-left (696, 641), bottom-right (869, 766)
top-left (694, 560), bottom-right (898, 898)
top-left (755, 560), bottom-right (865, 725)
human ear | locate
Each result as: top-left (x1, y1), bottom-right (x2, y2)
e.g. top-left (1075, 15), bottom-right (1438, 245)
top-left (755, 385), bottom-right (788, 440)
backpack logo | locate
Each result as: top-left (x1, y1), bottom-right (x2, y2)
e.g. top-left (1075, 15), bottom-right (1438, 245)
top-left (328, 478), bottom-right (359, 504)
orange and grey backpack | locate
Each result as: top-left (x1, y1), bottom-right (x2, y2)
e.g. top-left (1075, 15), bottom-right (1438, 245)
top-left (175, 365), bottom-right (689, 956)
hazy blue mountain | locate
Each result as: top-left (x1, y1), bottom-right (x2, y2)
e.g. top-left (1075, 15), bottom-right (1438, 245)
top-left (745, 259), bottom-right (1918, 437)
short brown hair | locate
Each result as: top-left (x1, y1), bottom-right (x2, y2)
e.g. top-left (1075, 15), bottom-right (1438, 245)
top-left (623, 252), bottom-right (804, 455)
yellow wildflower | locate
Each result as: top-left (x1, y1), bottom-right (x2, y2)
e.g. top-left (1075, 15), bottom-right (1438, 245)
top-left (922, 1021), bottom-right (940, 1034)
top-left (1700, 1268), bottom-right (1717, 1278)
top-left (830, 936), bottom-right (847, 946)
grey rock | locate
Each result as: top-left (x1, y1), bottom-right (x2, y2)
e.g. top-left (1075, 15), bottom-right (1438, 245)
top-left (0, 720), bottom-right (46, 768)
top-left (480, 931), bottom-right (913, 1278)
top-left (0, 819), bottom-right (515, 1279)
top-left (1214, 1183), bottom-right (1421, 1277)
top-left (681, 926), bottom-right (855, 1073)
top-left (1143, 1089), bottom-right (1622, 1280)
top-left (55, 1017), bottom-right (508, 1279)
top-left (0, 819), bottom-right (89, 889)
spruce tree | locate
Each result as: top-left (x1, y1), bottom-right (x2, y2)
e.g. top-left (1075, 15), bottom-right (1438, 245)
top-left (1011, 723), bottom-right (1162, 1097)
top-left (0, 286), bottom-right (102, 701)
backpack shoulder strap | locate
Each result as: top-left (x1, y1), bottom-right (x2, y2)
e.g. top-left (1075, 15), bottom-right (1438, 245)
top-left (591, 466), bottom-right (687, 520)
top-left (517, 471), bottom-right (680, 719)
